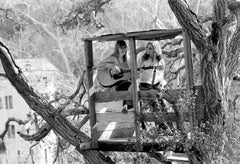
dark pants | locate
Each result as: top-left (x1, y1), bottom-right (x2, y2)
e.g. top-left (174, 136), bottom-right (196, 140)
top-left (115, 81), bottom-right (133, 109)
top-left (139, 83), bottom-right (168, 130)
top-left (139, 83), bottom-right (166, 112)
top-left (115, 81), bottom-right (131, 91)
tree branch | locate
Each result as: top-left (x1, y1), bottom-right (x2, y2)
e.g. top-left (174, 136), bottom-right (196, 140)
top-left (0, 73), bottom-right (7, 78)
top-left (17, 123), bottom-right (51, 141)
top-left (0, 117), bottom-right (28, 139)
top-left (0, 42), bottom-right (112, 164)
top-left (168, 0), bottom-right (207, 53)
top-left (18, 114), bottom-right (89, 142)
top-left (162, 48), bottom-right (183, 58)
top-left (69, 70), bottom-right (86, 100)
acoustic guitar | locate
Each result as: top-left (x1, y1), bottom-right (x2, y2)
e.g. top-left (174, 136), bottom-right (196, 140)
top-left (97, 63), bottom-right (163, 87)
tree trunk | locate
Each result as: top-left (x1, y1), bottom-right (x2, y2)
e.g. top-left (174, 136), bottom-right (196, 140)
top-left (168, 0), bottom-right (240, 163)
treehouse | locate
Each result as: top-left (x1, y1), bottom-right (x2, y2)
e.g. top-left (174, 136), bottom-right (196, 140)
top-left (81, 28), bottom-right (204, 153)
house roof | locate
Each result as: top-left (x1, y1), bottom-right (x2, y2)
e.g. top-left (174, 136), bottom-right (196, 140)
top-left (83, 28), bottom-right (183, 41)
top-left (0, 58), bottom-right (61, 84)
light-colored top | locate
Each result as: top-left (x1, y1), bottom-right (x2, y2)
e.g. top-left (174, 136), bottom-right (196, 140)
top-left (137, 51), bottom-right (166, 87)
top-left (98, 53), bottom-right (130, 70)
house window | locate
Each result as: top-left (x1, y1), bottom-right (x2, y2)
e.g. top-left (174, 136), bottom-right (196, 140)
top-left (8, 125), bottom-right (15, 138)
top-left (5, 95), bottom-right (13, 109)
top-left (0, 98), bottom-right (3, 109)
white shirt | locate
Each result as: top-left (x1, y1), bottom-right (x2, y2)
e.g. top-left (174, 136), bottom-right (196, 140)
top-left (137, 51), bottom-right (166, 87)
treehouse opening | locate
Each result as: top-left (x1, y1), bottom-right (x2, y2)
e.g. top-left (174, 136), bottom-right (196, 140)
top-left (81, 29), bottom-right (204, 153)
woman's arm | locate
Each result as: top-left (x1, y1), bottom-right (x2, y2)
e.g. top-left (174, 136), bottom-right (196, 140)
top-left (98, 55), bottom-right (117, 70)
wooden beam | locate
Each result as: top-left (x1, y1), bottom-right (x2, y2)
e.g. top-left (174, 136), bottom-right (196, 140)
top-left (183, 31), bottom-right (194, 89)
top-left (84, 40), bottom-right (98, 148)
top-left (83, 29), bottom-right (183, 41)
top-left (96, 123), bottom-right (135, 140)
top-left (129, 37), bottom-right (141, 151)
top-left (95, 91), bottom-right (132, 102)
top-left (167, 156), bottom-right (189, 162)
top-left (183, 31), bottom-right (198, 128)
top-left (96, 112), bottom-right (135, 124)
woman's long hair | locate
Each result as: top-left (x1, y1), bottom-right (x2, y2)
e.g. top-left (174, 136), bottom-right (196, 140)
top-left (113, 40), bottom-right (127, 62)
top-left (142, 42), bottom-right (162, 62)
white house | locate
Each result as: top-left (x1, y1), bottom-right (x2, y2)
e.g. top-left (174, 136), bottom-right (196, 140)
top-left (0, 58), bottom-right (75, 164)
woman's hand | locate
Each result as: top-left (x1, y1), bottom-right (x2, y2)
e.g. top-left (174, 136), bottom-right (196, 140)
top-left (110, 65), bottom-right (121, 75)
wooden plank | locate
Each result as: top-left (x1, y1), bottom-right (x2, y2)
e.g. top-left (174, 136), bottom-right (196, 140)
top-left (129, 37), bottom-right (141, 151)
top-left (167, 156), bottom-right (189, 162)
top-left (95, 91), bottom-right (132, 103)
top-left (98, 122), bottom-right (117, 140)
top-left (95, 101), bottom-right (124, 113)
top-left (94, 122), bottom-right (135, 140)
top-left (183, 31), bottom-right (194, 89)
top-left (96, 112), bottom-right (135, 124)
top-left (83, 28), bottom-right (182, 41)
top-left (84, 40), bottom-right (98, 148)
top-left (183, 31), bottom-right (197, 128)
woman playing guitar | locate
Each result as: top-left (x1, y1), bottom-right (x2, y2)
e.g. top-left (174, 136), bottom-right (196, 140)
top-left (97, 40), bottom-right (131, 91)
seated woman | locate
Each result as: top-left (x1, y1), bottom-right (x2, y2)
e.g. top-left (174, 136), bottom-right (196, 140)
top-left (97, 40), bottom-right (131, 91)
top-left (137, 42), bottom-right (167, 109)
top-left (137, 41), bottom-right (168, 129)
top-left (96, 40), bottom-right (132, 111)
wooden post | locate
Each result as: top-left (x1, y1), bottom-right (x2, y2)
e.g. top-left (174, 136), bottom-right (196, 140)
top-left (129, 38), bottom-right (141, 151)
top-left (183, 31), bottom-right (194, 89)
top-left (84, 40), bottom-right (98, 148)
top-left (183, 31), bottom-right (197, 127)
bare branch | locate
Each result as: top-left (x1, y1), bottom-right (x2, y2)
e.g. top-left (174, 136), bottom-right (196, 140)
top-left (18, 113), bottom-right (89, 142)
top-left (69, 70), bottom-right (86, 100)
top-left (62, 106), bottom-right (89, 117)
top-left (17, 124), bottom-right (51, 141)
top-left (137, 0), bottom-right (165, 28)
top-left (162, 38), bottom-right (183, 49)
top-left (52, 138), bottom-right (60, 164)
top-left (162, 48), bottom-right (183, 58)
top-left (77, 115), bottom-right (89, 130)
top-left (200, 16), bottom-right (212, 23)
top-left (78, 87), bottom-right (86, 105)
top-left (0, 117), bottom-right (28, 139)
top-left (27, 142), bottom-right (39, 164)
top-left (167, 65), bottom-right (185, 85)
top-left (0, 138), bottom-right (6, 153)
top-left (170, 65), bottom-right (185, 74)
top-left (0, 73), bottom-right (7, 78)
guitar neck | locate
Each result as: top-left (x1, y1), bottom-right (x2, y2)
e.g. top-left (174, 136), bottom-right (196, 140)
top-left (122, 66), bottom-right (163, 73)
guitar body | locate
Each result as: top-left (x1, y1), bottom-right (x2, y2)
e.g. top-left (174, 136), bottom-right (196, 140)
top-left (97, 63), bottom-right (131, 87)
